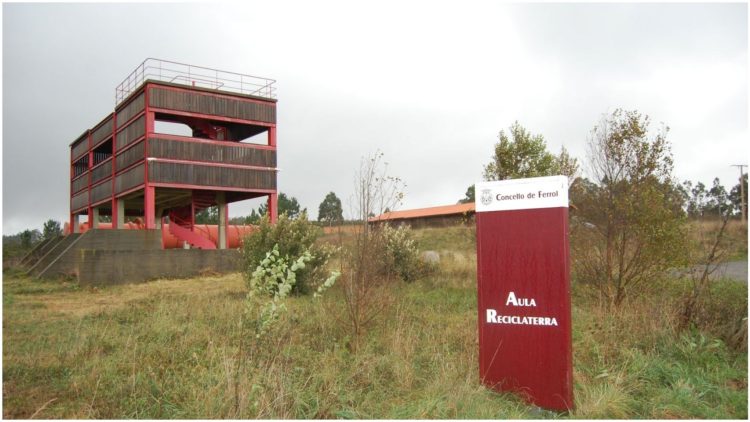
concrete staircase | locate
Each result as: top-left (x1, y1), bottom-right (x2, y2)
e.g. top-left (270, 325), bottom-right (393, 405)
top-left (28, 229), bottom-right (163, 279)
top-left (26, 233), bottom-right (83, 278)
top-left (19, 235), bottom-right (63, 268)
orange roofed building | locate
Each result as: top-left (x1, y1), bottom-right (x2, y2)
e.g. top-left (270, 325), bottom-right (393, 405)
top-left (368, 203), bottom-right (475, 228)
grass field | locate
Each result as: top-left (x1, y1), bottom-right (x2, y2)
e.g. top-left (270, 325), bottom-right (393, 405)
top-left (2, 225), bottom-right (747, 419)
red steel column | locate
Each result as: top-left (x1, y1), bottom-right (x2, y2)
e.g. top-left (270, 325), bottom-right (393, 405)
top-left (111, 112), bottom-right (119, 229)
top-left (268, 193), bottom-right (278, 224)
top-left (144, 186), bottom-right (156, 229)
top-left (69, 144), bottom-right (75, 234)
top-left (111, 198), bottom-right (119, 229)
top-left (269, 125), bottom-right (278, 223)
top-left (475, 176), bottom-right (572, 411)
top-left (268, 126), bottom-right (276, 147)
top-left (143, 84), bottom-right (156, 229)
top-left (86, 130), bottom-right (93, 230)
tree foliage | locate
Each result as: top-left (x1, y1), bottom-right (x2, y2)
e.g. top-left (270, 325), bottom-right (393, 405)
top-left (729, 173), bottom-right (747, 217)
top-left (682, 176), bottom-right (743, 218)
top-left (458, 185), bottom-right (475, 204)
top-left (571, 109), bottom-right (687, 306)
top-left (195, 206), bottom-right (219, 224)
top-left (240, 193), bottom-right (305, 225)
top-left (242, 212), bottom-right (335, 295)
top-left (317, 192), bottom-right (344, 225)
top-left (256, 193), bottom-right (304, 220)
top-left (483, 122), bottom-right (557, 181)
top-left (42, 219), bottom-right (62, 240)
top-left (483, 121), bottom-right (580, 184)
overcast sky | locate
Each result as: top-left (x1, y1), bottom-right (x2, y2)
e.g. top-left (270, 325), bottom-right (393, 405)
top-left (2, 1), bottom-right (747, 234)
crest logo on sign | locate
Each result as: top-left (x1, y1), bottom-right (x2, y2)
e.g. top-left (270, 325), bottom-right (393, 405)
top-left (480, 189), bottom-right (493, 206)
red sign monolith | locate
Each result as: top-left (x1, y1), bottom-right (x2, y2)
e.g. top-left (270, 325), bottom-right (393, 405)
top-left (475, 175), bottom-right (573, 411)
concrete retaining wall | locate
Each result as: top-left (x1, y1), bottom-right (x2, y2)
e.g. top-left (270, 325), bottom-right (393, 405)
top-left (78, 249), bottom-right (242, 286)
top-left (35, 229), bottom-right (162, 279)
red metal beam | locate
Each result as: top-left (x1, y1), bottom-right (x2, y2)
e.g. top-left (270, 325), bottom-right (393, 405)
top-left (148, 182), bottom-right (276, 194)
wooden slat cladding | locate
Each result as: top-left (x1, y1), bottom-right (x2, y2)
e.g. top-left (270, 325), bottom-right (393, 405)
top-left (116, 92), bottom-right (145, 125)
top-left (71, 175), bottom-right (89, 194)
top-left (149, 138), bottom-right (276, 167)
top-left (91, 181), bottom-right (113, 204)
top-left (115, 163), bottom-right (145, 194)
top-left (91, 160), bottom-right (112, 184)
top-left (91, 117), bottom-right (114, 147)
top-left (116, 115), bottom-right (145, 150)
top-left (72, 137), bottom-right (88, 160)
top-left (148, 161), bottom-right (276, 190)
top-left (149, 87), bottom-right (276, 123)
top-left (71, 191), bottom-right (88, 211)
top-left (116, 140), bottom-right (145, 170)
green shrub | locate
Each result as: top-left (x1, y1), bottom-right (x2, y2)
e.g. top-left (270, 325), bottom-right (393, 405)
top-left (380, 225), bottom-right (430, 282)
top-left (242, 213), bottom-right (336, 295)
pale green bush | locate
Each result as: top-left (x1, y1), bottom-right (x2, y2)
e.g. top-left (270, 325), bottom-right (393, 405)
top-left (380, 224), bottom-right (430, 282)
top-left (243, 212), bottom-right (336, 295)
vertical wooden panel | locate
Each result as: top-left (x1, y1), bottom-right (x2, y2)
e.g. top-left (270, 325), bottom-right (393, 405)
top-left (115, 92), bottom-right (145, 125)
top-left (148, 138), bottom-right (276, 167)
top-left (71, 137), bottom-right (89, 160)
top-left (149, 87), bottom-right (276, 123)
top-left (116, 115), bottom-right (145, 150)
top-left (71, 190), bottom-right (89, 212)
top-left (148, 161), bottom-right (276, 190)
top-left (91, 160), bottom-right (113, 183)
top-left (71, 175), bottom-right (89, 194)
top-left (116, 140), bottom-right (145, 170)
top-left (91, 116), bottom-right (114, 147)
top-left (115, 163), bottom-right (145, 193)
top-left (91, 181), bottom-right (113, 204)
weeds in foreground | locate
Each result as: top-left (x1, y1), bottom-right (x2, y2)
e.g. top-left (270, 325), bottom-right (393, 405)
top-left (2, 227), bottom-right (746, 419)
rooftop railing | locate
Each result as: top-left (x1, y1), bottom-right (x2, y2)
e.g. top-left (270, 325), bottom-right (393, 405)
top-left (115, 58), bottom-right (276, 106)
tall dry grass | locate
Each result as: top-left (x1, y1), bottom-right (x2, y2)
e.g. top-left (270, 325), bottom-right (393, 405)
top-left (2, 225), bottom-right (746, 419)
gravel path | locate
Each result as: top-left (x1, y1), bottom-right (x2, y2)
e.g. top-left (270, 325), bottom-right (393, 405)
top-left (714, 260), bottom-right (748, 283)
top-left (676, 260), bottom-right (748, 283)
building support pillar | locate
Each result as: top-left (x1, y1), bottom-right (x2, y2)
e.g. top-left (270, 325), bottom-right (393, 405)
top-left (155, 207), bottom-right (164, 229)
top-left (112, 197), bottom-right (119, 229)
top-left (116, 198), bottom-right (125, 229)
top-left (268, 192), bottom-right (278, 224)
top-left (144, 186), bottom-right (156, 229)
top-left (217, 192), bottom-right (227, 249)
top-left (268, 126), bottom-right (276, 147)
top-left (71, 214), bottom-right (81, 234)
top-left (91, 207), bottom-right (100, 229)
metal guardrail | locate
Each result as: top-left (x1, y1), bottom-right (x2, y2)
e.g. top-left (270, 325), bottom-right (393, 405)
top-left (115, 58), bottom-right (276, 106)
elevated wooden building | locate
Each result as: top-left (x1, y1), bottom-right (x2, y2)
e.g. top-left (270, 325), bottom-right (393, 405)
top-left (68, 59), bottom-right (278, 250)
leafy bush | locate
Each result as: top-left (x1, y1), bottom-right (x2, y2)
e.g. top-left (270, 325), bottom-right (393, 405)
top-left (245, 244), bottom-right (339, 337)
top-left (380, 224), bottom-right (431, 282)
top-left (242, 212), bottom-right (336, 295)
top-left (245, 245), bottom-right (313, 337)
